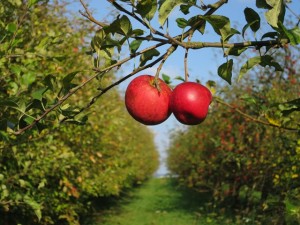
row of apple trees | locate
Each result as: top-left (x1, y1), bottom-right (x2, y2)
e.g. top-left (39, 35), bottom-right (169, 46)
top-left (167, 45), bottom-right (300, 224)
top-left (0, 1), bottom-right (159, 224)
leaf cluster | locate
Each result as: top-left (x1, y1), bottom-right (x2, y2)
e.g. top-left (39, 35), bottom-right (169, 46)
top-left (167, 45), bottom-right (300, 223)
top-left (0, 1), bottom-right (159, 224)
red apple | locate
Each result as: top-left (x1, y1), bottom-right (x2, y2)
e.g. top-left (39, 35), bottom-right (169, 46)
top-left (125, 75), bottom-right (172, 125)
top-left (171, 82), bottom-right (212, 125)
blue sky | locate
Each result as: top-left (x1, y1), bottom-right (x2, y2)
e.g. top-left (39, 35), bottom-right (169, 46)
top-left (69, 0), bottom-right (300, 175)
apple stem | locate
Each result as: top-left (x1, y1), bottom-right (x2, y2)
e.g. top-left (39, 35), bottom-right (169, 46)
top-left (184, 35), bottom-right (192, 82)
top-left (154, 45), bottom-right (177, 88)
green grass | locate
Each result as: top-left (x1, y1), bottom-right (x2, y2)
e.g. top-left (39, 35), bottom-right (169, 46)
top-left (86, 177), bottom-right (233, 225)
top-left (84, 177), bottom-right (300, 225)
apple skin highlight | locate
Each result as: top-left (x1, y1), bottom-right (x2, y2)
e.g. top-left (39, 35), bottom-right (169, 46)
top-left (171, 82), bottom-right (212, 125)
top-left (125, 75), bottom-right (172, 125)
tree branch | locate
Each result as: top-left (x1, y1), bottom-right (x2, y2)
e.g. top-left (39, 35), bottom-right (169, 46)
top-left (79, 0), bottom-right (107, 28)
top-left (13, 40), bottom-right (167, 135)
top-left (182, 39), bottom-right (290, 49)
top-left (155, 45), bottom-right (177, 80)
top-left (60, 49), bottom-right (172, 123)
top-left (214, 97), bottom-right (299, 131)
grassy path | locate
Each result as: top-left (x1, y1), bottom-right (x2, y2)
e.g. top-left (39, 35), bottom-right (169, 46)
top-left (89, 177), bottom-right (218, 225)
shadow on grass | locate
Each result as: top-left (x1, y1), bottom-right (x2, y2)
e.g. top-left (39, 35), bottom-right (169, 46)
top-left (81, 177), bottom-right (222, 225)
top-left (82, 177), bottom-right (300, 225)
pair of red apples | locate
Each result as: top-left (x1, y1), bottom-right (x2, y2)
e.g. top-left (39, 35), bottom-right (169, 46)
top-left (125, 75), bottom-right (212, 126)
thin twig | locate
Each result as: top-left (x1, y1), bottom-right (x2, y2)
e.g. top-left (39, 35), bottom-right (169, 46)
top-left (13, 40), bottom-right (167, 135)
top-left (60, 50), bottom-right (171, 123)
top-left (214, 97), bottom-right (299, 131)
top-left (93, 41), bottom-right (166, 73)
top-left (284, 0), bottom-right (300, 26)
top-left (107, 0), bottom-right (166, 37)
top-left (155, 45), bottom-right (177, 79)
top-left (13, 70), bottom-right (106, 135)
top-left (184, 35), bottom-right (192, 82)
top-left (79, 0), bottom-right (108, 28)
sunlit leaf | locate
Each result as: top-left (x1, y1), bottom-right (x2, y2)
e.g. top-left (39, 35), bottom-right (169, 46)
top-left (6, 23), bottom-right (17, 33)
top-left (238, 56), bottom-right (262, 81)
top-left (162, 73), bottom-right (171, 84)
top-left (264, 0), bottom-right (285, 28)
top-left (278, 22), bottom-right (300, 45)
top-left (32, 87), bottom-right (48, 101)
top-left (23, 196), bottom-right (42, 221)
top-left (21, 72), bottom-right (36, 86)
top-left (158, 0), bottom-right (187, 26)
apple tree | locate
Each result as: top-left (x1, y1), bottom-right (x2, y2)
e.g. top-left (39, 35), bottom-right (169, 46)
top-left (0, 0), bottom-right (298, 133)
top-left (0, 1), bottom-right (159, 224)
top-left (167, 42), bottom-right (300, 223)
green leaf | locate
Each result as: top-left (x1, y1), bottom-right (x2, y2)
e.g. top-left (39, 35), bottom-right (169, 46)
top-left (62, 71), bottom-right (80, 88)
top-left (32, 87), bottom-right (48, 101)
top-left (259, 55), bottom-right (283, 71)
top-left (238, 55), bottom-right (283, 81)
top-left (218, 59), bottom-right (233, 85)
top-left (278, 98), bottom-right (300, 116)
top-left (256, 0), bottom-right (272, 9)
top-left (0, 99), bottom-right (19, 108)
top-left (244, 8), bottom-right (260, 32)
top-left (139, 49), bottom-right (160, 67)
top-left (61, 71), bottom-right (80, 94)
top-left (265, 0), bottom-right (285, 28)
top-left (188, 16), bottom-right (206, 34)
top-left (28, 0), bottom-right (40, 7)
top-left (106, 15), bottom-right (132, 37)
top-left (241, 94), bottom-right (257, 105)
top-left (180, 4), bottom-right (191, 15)
top-left (202, 15), bottom-right (234, 41)
top-left (278, 22), bottom-right (300, 45)
top-left (162, 73), bottom-right (171, 84)
top-left (238, 56), bottom-right (262, 81)
top-left (6, 22), bottom-right (17, 33)
top-left (158, 0), bottom-right (187, 26)
top-left (225, 46), bottom-right (247, 56)
top-left (23, 196), bottom-right (42, 221)
top-left (174, 76), bottom-right (185, 82)
top-left (43, 74), bottom-right (56, 91)
top-left (26, 99), bottom-right (47, 112)
top-left (118, 15), bottom-right (132, 36)
top-left (91, 30), bottom-right (106, 51)
top-left (176, 18), bottom-right (188, 29)
top-left (21, 72), bottom-right (36, 86)
top-left (261, 31), bottom-right (278, 40)
top-left (130, 40), bottom-right (143, 54)
top-left (243, 7), bottom-right (260, 34)
top-left (135, 0), bottom-right (157, 21)
top-left (131, 29), bottom-right (144, 37)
